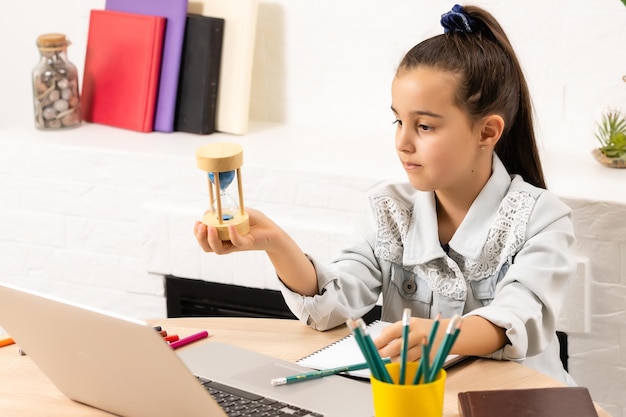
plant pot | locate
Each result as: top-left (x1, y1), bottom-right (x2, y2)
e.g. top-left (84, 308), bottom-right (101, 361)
top-left (591, 148), bottom-right (626, 168)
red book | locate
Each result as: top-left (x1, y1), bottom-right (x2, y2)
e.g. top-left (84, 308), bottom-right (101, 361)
top-left (81, 9), bottom-right (165, 132)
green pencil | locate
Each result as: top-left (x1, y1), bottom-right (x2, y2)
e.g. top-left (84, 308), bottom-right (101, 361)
top-left (357, 318), bottom-right (393, 383)
top-left (399, 308), bottom-right (411, 385)
top-left (270, 358), bottom-right (392, 386)
top-left (413, 337), bottom-right (429, 385)
top-left (413, 313), bottom-right (440, 384)
top-left (427, 314), bottom-right (462, 383)
top-left (347, 319), bottom-right (382, 381)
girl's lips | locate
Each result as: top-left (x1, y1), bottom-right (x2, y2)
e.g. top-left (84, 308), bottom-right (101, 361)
top-left (403, 161), bottom-right (422, 170)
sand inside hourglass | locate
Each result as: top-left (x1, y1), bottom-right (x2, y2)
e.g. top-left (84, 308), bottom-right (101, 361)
top-left (208, 171), bottom-right (238, 221)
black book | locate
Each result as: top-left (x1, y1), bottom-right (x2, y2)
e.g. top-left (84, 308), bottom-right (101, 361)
top-left (174, 14), bottom-right (224, 134)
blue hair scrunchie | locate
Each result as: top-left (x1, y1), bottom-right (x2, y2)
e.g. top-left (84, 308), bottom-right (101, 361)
top-left (440, 4), bottom-right (478, 33)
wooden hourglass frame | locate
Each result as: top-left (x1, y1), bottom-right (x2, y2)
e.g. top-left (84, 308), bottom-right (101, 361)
top-left (196, 142), bottom-right (250, 241)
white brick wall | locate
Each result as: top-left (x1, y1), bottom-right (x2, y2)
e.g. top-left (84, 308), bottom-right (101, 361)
top-left (562, 198), bottom-right (626, 414)
top-left (2, 1), bottom-right (626, 415)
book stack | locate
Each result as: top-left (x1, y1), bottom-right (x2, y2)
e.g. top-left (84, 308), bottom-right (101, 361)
top-left (81, 0), bottom-right (258, 135)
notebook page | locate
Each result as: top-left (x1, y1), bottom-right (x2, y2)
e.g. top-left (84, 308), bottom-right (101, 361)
top-left (297, 321), bottom-right (390, 379)
top-left (297, 320), bottom-right (464, 379)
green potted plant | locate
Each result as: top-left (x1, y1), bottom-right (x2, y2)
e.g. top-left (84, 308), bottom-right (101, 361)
top-left (592, 108), bottom-right (626, 168)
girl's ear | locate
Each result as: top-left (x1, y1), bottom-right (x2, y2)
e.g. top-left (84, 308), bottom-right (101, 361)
top-left (479, 114), bottom-right (505, 149)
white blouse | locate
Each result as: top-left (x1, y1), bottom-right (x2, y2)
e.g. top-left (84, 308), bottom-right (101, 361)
top-left (279, 155), bottom-right (577, 385)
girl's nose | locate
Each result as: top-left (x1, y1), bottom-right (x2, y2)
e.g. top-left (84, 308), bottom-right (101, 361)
top-left (395, 126), bottom-right (414, 153)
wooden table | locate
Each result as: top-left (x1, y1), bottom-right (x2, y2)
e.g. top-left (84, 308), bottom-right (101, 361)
top-left (0, 317), bottom-right (611, 417)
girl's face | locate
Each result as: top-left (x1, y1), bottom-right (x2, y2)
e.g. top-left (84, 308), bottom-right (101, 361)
top-left (391, 66), bottom-right (490, 194)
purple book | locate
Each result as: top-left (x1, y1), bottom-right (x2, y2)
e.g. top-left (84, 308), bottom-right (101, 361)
top-left (105, 0), bottom-right (188, 133)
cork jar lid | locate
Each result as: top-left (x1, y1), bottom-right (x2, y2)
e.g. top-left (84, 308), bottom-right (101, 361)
top-left (36, 33), bottom-right (70, 51)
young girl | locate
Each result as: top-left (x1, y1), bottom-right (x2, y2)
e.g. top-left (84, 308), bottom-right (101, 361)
top-left (194, 4), bottom-right (576, 385)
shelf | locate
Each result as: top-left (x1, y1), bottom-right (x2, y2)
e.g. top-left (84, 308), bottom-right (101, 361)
top-left (1, 122), bottom-right (623, 206)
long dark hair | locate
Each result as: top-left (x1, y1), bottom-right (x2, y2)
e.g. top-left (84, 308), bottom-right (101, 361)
top-left (398, 5), bottom-right (546, 189)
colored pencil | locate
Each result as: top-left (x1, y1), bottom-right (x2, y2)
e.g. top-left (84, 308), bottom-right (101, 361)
top-left (169, 330), bottom-right (209, 350)
top-left (356, 318), bottom-right (393, 383)
top-left (399, 308), bottom-right (411, 384)
top-left (164, 334), bottom-right (179, 343)
top-left (413, 313), bottom-right (440, 384)
top-left (0, 337), bottom-right (15, 348)
top-left (413, 337), bottom-right (429, 385)
top-left (270, 358), bottom-right (392, 386)
top-left (427, 315), bottom-right (462, 383)
top-left (346, 319), bottom-right (380, 380)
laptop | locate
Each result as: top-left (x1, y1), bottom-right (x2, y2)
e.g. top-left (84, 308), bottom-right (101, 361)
top-left (0, 283), bottom-right (374, 417)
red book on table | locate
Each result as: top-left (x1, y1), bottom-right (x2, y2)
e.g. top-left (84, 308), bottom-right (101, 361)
top-left (81, 9), bottom-right (165, 132)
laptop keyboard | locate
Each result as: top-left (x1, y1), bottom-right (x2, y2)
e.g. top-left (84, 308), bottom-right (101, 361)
top-left (197, 377), bottom-right (323, 417)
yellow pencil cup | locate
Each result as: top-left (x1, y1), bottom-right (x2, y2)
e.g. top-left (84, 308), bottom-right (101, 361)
top-left (370, 362), bottom-right (446, 417)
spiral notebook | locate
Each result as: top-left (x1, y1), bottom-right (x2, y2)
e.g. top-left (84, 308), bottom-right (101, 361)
top-left (296, 320), bottom-right (466, 379)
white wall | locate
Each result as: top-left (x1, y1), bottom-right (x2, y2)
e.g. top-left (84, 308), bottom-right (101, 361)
top-left (248, 0), bottom-right (626, 152)
top-left (1, 1), bottom-right (626, 416)
top-left (4, 1), bottom-right (626, 145)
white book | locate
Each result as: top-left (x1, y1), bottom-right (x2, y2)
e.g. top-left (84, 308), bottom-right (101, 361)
top-left (188, 0), bottom-right (258, 135)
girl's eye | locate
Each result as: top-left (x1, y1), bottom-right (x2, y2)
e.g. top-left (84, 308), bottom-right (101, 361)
top-left (418, 124), bottom-right (432, 131)
top-left (392, 119), bottom-right (403, 126)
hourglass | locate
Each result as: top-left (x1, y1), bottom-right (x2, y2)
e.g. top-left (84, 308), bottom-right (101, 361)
top-left (196, 142), bottom-right (250, 241)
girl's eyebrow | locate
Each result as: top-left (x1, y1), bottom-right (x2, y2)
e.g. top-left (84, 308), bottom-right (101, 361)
top-left (390, 106), bottom-right (443, 118)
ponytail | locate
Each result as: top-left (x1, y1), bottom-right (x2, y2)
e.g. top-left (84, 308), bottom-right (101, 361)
top-left (399, 4), bottom-right (546, 189)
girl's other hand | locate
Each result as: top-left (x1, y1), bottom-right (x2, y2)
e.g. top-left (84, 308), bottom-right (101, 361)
top-left (374, 317), bottom-right (436, 362)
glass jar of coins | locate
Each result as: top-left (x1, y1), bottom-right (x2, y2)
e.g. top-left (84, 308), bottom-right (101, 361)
top-left (32, 33), bottom-right (81, 129)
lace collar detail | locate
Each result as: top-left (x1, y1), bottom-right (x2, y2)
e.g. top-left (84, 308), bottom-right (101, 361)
top-left (372, 189), bottom-right (536, 300)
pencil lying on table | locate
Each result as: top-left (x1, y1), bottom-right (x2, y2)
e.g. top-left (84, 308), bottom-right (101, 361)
top-left (271, 358), bottom-right (392, 386)
top-left (169, 330), bottom-right (209, 350)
